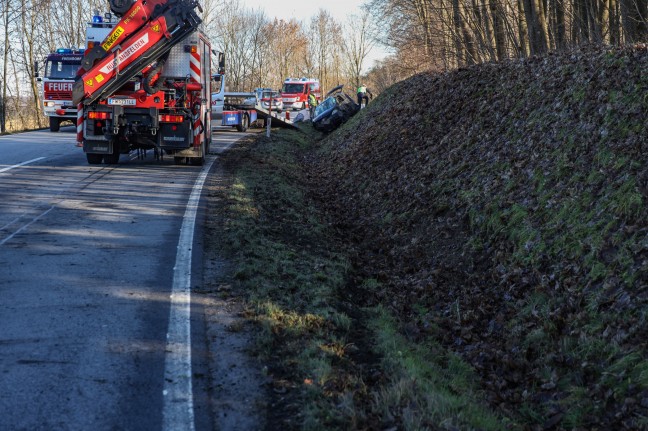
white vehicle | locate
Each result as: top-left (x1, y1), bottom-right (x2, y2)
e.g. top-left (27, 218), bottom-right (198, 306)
top-left (261, 90), bottom-right (283, 112)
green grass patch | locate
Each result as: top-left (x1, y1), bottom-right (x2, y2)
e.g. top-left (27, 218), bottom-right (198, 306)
top-left (366, 305), bottom-right (509, 430)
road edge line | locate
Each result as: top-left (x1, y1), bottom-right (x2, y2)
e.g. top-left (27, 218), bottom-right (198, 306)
top-left (162, 156), bottom-right (216, 431)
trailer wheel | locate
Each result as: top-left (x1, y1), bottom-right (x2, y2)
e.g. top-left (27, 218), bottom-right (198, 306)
top-left (174, 157), bottom-right (187, 165)
top-left (49, 117), bottom-right (60, 132)
top-left (236, 114), bottom-right (248, 132)
top-left (86, 153), bottom-right (103, 164)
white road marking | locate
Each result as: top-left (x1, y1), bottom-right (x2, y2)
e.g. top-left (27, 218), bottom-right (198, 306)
top-left (0, 207), bottom-right (54, 246)
top-left (162, 155), bottom-right (216, 431)
top-left (0, 157), bottom-right (46, 174)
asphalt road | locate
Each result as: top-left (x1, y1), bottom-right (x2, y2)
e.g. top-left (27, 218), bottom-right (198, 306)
top-left (0, 125), bottom-right (248, 430)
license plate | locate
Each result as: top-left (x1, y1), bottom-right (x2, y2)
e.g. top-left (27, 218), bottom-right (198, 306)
top-left (108, 98), bottom-right (136, 106)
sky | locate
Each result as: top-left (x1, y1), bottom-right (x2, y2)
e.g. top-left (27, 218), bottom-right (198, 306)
top-left (241, 0), bottom-right (389, 68)
top-left (242, 0), bottom-right (366, 24)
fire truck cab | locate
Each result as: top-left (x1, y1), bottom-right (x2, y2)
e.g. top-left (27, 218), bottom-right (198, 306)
top-left (281, 77), bottom-right (320, 111)
top-left (36, 48), bottom-right (84, 132)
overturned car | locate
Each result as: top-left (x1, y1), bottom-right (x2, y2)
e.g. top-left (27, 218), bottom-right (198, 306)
top-left (311, 85), bottom-right (360, 133)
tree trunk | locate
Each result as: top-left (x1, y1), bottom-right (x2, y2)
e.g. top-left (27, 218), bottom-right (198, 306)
top-left (597, 0), bottom-right (610, 43)
top-left (452, 0), bottom-right (467, 65)
top-left (522, 0), bottom-right (548, 54)
top-left (553, 0), bottom-right (567, 49)
top-left (609, 0), bottom-right (621, 44)
top-left (517, 0), bottom-right (529, 56)
top-left (490, 0), bottom-right (508, 60)
top-left (1, 0), bottom-right (10, 132)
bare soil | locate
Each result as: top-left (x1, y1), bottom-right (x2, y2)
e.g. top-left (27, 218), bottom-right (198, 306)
top-left (199, 153), bottom-right (268, 430)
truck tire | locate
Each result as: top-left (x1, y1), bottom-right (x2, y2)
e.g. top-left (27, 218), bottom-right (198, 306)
top-left (104, 151), bottom-right (120, 164)
top-left (190, 142), bottom-right (206, 166)
top-left (109, 0), bottom-right (134, 16)
top-left (86, 153), bottom-right (103, 164)
top-left (103, 140), bottom-right (120, 164)
top-left (49, 117), bottom-right (60, 132)
top-left (236, 114), bottom-right (248, 132)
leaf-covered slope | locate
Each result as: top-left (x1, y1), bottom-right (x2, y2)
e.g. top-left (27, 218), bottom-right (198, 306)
top-left (311, 45), bottom-right (648, 428)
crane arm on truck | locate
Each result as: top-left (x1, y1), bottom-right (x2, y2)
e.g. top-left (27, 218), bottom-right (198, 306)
top-left (72, 0), bottom-right (202, 106)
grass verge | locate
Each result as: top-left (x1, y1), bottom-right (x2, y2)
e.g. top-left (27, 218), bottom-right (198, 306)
top-left (210, 126), bottom-right (507, 429)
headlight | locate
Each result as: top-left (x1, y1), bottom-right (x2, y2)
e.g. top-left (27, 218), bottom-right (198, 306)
top-left (44, 101), bottom-right (55, 107)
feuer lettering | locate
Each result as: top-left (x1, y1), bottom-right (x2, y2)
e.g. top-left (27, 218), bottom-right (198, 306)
top-left (46, 82), bottom-right (73, 92)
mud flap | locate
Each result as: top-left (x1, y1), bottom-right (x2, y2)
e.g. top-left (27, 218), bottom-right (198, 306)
top-left (84, 139), bottom-right (113, 154)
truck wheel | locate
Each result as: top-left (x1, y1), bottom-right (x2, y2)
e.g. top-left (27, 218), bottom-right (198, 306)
top-left (102, 138), bottom-right (121, 164)
top-left (109, 0), bottom-right (134, 16)
top-left (190, 142), bottom-right (206, 166)
top-left (86, 153), bottom-right (103, 164)
top-left (174, 157), bottom-right (186, 165)
top-left (104, 152), bottom-right (120, 164)
top-left (49, 117), bottom-right (60, 132)
top-left (236, 114), bottom-right (248, 132)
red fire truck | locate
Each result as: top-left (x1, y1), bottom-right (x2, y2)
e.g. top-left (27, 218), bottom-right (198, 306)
top-left (74, 0), bottom-right (211, 166)
top-left (281, 77), bottom-right (321, 111)
top-left (36, 49), bottom-right (84, 132)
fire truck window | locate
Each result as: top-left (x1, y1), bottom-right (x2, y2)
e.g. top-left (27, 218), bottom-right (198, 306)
top-left (282, 83), bottom-right (305, 93)
top-left (45, 61), bottom-right (79, 79)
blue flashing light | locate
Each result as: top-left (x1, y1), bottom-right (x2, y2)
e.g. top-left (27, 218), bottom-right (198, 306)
top-left (56, 48), bottom-right (73, 54)
top-left (92, 15), bottom-right (103, 24)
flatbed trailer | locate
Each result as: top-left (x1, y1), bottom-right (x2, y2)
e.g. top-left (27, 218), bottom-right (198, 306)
top-left (211, 74), bottom-right (298, 131)
top-left (220, 108), bottom-right (258, 132)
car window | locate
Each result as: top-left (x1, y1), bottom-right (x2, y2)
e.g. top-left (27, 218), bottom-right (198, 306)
top-left (314, 96), bottom-right (336, 117)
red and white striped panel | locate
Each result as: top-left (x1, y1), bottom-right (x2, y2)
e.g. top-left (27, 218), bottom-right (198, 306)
top-left (76, 103), bottom-right (84, 147)
top-left (189, 51), bottom-right (200, 83)
top-left (193, 108), bottom-right (201, 148)
top-left (190, 51), bottom-right (202, 147)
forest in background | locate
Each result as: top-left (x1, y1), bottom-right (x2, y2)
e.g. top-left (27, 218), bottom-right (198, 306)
top-left (2, 0), bottom-right (648, 132)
